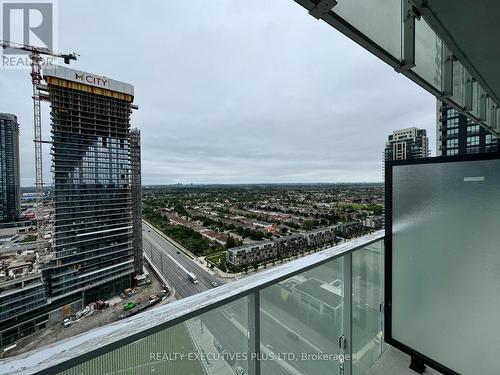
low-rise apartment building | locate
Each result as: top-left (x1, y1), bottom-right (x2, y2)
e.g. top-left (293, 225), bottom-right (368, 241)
top-left (362, 215), bottom-right (384, 230)
top-left (226, 241), bottom-right (276, 269)
top-left (226, 227), bottom-right (336, 269)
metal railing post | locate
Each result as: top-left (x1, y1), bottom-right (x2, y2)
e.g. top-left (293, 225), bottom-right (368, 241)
top-left (342, 253), bottom-right (353, 375)
top-left (248, 290), bottom-right (261, 375)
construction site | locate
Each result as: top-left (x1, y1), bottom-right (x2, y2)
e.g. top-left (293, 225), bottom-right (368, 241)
top-left (0, 42), bottom-right (145, 353)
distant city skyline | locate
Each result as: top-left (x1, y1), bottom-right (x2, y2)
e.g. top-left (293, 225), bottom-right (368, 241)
top-left (1, 0), bottom-right (436, 186)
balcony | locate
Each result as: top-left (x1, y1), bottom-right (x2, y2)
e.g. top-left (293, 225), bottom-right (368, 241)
top-left (0, 231), bottom-right (385, 375)
top-left (1, 1), bottom-right (498, 374)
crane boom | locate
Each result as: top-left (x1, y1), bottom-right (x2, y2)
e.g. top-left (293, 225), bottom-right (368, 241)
top-left (0, 41), bottom-right (77, 62)
top-left (1, 41), bottom-right (77, 252)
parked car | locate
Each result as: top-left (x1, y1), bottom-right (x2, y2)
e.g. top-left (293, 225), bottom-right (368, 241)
top-left (62, 318), bottom-right (73, 328)
top-left (123, 302), bottom-right (136, 311)
top-left (211, 282), bottom-right (218, 287)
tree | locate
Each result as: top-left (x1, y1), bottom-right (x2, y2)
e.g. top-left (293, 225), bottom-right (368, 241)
top-left (303, 220), bottom-right (314, 230)
top-left (243, 228), bottom-right (252, 238)
top-left (250, 230), bottom-right (264, 240)
top-left (253, 263), bottom-right (259, 271)
top-left (226, 235), bottom-right (237, 249)
top-left (244, 266), bottom-right (249, 274)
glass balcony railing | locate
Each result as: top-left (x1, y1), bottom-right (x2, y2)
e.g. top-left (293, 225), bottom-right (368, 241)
top-left (0, 231), bottom-right (384, 375)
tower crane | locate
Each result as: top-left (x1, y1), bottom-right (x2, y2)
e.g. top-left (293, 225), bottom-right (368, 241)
top-left (0, 41), bottom-right (78, 252)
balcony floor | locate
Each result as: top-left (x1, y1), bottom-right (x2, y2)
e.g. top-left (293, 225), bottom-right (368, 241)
top-left (366, 346), bottom-right (442, 375)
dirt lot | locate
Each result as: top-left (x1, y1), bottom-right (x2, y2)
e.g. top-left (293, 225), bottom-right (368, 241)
top-left (6, 263), bottom-right (171, 357)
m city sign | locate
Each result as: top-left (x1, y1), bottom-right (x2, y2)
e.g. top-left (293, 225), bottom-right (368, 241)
top-left (75, 72), bottom-right (109, 88)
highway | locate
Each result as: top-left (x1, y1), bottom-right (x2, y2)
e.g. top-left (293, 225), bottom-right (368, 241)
top-left (142, 221), bottom-right (223, 298)
top-left (201, 300), bottom-right (336, 375)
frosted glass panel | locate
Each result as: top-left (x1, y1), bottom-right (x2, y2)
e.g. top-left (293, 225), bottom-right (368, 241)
top-left (472, 80), bottom-right (480, 118)
top-left (335, 0), bottom-right (402, 60)
top-left (485, 97), bottom-right (492, 128)
top-left (412, 17), bottom-right (443, 90)
top-left (392, 159), bottom-right (500, 375)
top-left (451, 60), bottom-right (465, 107)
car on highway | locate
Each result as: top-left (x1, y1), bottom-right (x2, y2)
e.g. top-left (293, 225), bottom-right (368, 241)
top-left (286, 331), bottom-right (299, 342)
top-left (176, 250), bottom-right (180, 254)
top-left (211, 282), bottom-right (218, 287)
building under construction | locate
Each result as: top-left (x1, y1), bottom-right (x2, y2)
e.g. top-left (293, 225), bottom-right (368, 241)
top-left (130, 129), bottom-right (144, 275)
top-left (0, 66), bottom-right (144, 349)
top-left (44, 66), bottom-right (140, 302)
top-left (130, 128), bottom-right (143, 276)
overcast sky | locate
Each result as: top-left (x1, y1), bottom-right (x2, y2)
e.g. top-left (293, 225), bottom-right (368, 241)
top-left (1, 0), bottom-right (436, 186)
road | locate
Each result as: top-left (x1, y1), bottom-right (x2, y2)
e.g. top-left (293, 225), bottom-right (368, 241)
top-left (201, 301), bottom-right (336, 375)
top-left (142, 221), bottom-right (223, 298)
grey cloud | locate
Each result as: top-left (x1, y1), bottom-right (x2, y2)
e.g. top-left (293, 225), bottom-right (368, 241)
top-left (1, 0), bottom-right (436, 186)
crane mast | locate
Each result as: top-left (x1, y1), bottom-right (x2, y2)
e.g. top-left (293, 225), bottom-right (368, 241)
top-left (1, 41), bottom-right (77, 252)
top-left (31, 52), bottom-right (44, 251)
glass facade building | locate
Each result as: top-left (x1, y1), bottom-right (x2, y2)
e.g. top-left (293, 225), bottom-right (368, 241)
top-left (437, 100), bottom-right (499, 156)
top-left (0, 113), bottom-right (20, 223)
top-left (45, 67), bottom-right (136, 302)
top-left (0, 274), bottom-right (48, 348)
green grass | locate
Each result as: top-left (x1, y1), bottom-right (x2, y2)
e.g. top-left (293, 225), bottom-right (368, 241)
top-left (205, 253), bottom-right (227, 272)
